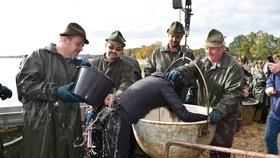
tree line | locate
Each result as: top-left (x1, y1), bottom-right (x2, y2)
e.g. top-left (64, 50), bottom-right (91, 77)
top-left (82, 30), bottom-right (279, 61)
top-left (123, 30), bottom-right (280, 60)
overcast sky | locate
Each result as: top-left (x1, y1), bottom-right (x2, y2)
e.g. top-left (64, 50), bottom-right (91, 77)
top-left (0, 0), bottom-right (280, 56)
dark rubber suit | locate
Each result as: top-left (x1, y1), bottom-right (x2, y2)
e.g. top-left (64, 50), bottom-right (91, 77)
top-left (98, 72), bottom-right (207, 158)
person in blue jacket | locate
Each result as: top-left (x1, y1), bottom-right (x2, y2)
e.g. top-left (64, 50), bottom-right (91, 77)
top-left (264, 66), bottom-right (280, 155)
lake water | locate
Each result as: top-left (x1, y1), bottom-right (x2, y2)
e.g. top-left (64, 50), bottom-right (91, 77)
top-left (0, 58), bottom-right (23, 107)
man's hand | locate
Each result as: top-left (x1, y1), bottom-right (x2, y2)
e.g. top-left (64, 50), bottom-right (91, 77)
top-left (268, 63), bottom-right (280, 74)
top-left (209, 109), bottom-right (223, 125)
top-left (0, 85), bottom-right (12, 100)
top-left (73, 57), bottom-right (92, 67)
top-left (243, 85), bottom-right (249, 97)
top-left (57, 82), bottom-right (84, 103)
top-left (165, 70), bottom-right (182, 81)
top-left (104, 94), bottom-right (116, 107)
top-left (185, 95), bottom-right (194, 104)
top-left (265, 87), bottom-right (276, 96)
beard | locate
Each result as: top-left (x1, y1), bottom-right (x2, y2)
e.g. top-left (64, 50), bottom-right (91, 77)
top-left (108, 52), bottom-right (119, 59)
top-left (170, 41), bottom-right (180, 48)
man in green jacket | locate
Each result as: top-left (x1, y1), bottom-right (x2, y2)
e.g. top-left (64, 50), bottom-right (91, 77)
top-left (16, 23), bottom-right (89, 158)
top-left (166, 29), bottom-right (244, 158)
top-left (90, 30), bottom-right (134, 103)
top-left (89, 30), bottom-right (135, 156)
top-left (144, 21), bottom-right (197, 104)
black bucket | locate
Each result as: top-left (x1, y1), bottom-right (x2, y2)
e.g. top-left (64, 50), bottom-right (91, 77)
top-left (72, 66), bottom-right (115, 108)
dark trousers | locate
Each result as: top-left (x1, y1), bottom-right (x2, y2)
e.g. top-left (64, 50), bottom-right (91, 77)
top-left (264, 112), bottom-right (280, 154)
top-left (128, 129), bottom-right (137, 158)
top-left (209, 151), bottom-right (230, 158)
top-left (209, 115), bottom-right (237, 158)
top-left (105, 107), bottom-right (132, 158)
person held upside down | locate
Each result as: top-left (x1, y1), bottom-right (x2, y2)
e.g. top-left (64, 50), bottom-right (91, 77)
top-left (91, 72), bottom-right (207, 158)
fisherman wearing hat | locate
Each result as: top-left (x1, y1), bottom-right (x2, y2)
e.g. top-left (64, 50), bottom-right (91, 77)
top-left (144, 21), bottom-right (197, 104)
top-left (16, 22), bottom-right (89, 158)
top-left (166, 29), bottom-right (244, 158)
top-left (89, 31), bottom-right (135, 156)
top-left (90, 30), bottom-right (134, 99)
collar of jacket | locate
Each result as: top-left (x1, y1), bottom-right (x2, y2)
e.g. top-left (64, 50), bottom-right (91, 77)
top-left (42, 43), bottom-right (66, 59)
top-left (44, 43), bottom-right (59, 54)
top-left (162, 44), bottom-right (186, 56)
top-left (201, 52), bottom-right (229, 69)
top-left (102, 53), bottom-right (120, 65)
top-left (151, 72), bottom-right (165, 78)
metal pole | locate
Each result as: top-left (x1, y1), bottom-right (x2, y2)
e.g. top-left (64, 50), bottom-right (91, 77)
top-left (165, 140), bottom-right (280, 158)
top-left (183, 0), bottom-right (192, 46)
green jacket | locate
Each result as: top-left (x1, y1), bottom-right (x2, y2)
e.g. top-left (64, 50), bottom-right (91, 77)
top-left (16, 43), bottom-right (84, 158)
top-left (252, 70), bottom-right (268, 107)
top-left (144, 44), bottom-right (196, 102)
top-left (178, 52), bottom-right (244, 148)
top-left (179, 53), bottom-right (244, 116)
top-left (90, 54), bottom-right (135, 95)
top-left (144, 44), bottom-right (195, 76)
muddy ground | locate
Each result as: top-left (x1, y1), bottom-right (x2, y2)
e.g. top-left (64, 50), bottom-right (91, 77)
top-left (134, 121), bottom-right (274, 158)
top-left (198, 122), bottom-right (276, 158)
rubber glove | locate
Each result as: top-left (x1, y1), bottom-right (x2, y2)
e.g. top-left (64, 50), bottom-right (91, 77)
top-left (165, 70), bottom-right (182, 81)
top-left (185, 95), bottom-right (194, 104)
top-left (57, 82), bottom-right (84, 103)
top-left (209, 109), bottom-right (223, 125)
top-left (0, 85), bottom-right (12, 100)
top-left (73, 57), bottom-right (92, 67)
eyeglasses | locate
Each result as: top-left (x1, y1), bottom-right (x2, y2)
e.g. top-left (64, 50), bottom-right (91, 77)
top-left (107, 43), bottom-right (123, 52)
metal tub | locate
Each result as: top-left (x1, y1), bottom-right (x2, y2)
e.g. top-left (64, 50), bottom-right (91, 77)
top-left (241, 97), bottom-right (259, 126)
top-left (132, 104), bottom-right (216, 158)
